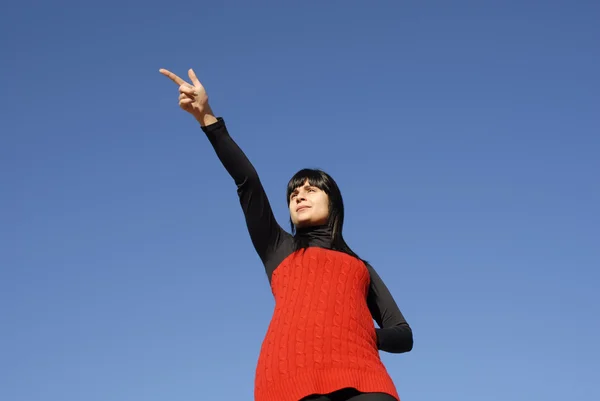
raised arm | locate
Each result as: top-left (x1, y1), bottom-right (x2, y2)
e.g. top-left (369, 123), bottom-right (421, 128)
top-left (365, 263), bottom-right (414, 353)
top-left (200, 118), bottom-right (287, 261)
top-left (160, 68), bottom-right (287, 263)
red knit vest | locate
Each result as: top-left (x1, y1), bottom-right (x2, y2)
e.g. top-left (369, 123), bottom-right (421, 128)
top-left (254, 247), bottom-right (400, 401)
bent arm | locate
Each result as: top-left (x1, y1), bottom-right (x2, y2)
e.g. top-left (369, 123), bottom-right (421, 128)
top-left (365, 263), bottom-right (414, 353)
top-left (201, 117), bottom-right (286, 262)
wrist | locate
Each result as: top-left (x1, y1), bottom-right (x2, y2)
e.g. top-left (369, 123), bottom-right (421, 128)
top-left (195, 106), bottom-right (218, 127)
top-left (196, 113), bottom-right (218, 127)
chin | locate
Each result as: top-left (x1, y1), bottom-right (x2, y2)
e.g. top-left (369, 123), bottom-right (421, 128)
top-left (295, 218), bottom-right (313, 228)
top-left (300, 221), bottom-right (323, 229)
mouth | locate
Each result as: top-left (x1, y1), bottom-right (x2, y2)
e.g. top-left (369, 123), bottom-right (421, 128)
top-left (296, 206), bottom-right (310, 213)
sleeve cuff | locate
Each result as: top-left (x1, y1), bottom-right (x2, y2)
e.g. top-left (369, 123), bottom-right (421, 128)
top-left (200, 117), bottom-right (225, 133)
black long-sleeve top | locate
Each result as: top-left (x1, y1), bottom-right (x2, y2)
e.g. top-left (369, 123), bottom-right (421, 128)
top-left (201, 117), bottom-right (413, 354)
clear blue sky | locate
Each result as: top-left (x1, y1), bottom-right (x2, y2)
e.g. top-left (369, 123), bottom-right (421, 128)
top-left (2, 1), bottom-right (599, 400)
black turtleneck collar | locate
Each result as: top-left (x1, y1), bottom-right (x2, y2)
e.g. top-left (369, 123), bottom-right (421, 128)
top-left (294, 224), bottom-right (333, 249)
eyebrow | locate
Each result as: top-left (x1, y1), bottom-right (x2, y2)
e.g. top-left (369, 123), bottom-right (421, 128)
top-left (290, 185), bottom-right (316, 196)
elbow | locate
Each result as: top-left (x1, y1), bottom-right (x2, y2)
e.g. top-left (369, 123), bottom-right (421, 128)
top-left (404, 328), bottom-right (414, 353)
top-left (236, 172), bottom-right (261, 194)
top-left (377, 324), bottom-right (413, 354)
top-left (395, 325), bottom-right (413, 354)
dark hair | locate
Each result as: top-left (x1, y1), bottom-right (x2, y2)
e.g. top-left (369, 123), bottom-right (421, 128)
top-left (286, 168), bottom-right (364, 261)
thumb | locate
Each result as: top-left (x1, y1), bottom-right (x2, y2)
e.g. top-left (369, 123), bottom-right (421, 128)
top-left (188, 68), bottom-right (202, 87)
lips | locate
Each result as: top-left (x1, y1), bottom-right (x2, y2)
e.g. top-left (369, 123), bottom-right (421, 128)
top-left (296, 205), bottom-right (310, 212)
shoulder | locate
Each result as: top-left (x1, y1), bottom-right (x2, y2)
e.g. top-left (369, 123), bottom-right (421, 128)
top-left (263, 232), bottom-right (295, 282)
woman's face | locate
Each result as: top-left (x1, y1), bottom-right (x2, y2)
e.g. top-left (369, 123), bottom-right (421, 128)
top-left (289, 179), bottom-right (329, 228)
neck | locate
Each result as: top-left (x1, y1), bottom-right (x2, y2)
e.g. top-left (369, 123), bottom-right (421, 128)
top-left (294, 223), bottom-right (333, 249)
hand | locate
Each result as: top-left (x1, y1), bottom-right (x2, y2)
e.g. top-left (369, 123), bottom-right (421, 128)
top-left (160, 68), bottom-right (216, 125)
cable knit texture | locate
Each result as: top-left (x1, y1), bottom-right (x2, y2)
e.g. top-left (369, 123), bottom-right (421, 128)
top-left (254, 247), bottom-right (399, 401)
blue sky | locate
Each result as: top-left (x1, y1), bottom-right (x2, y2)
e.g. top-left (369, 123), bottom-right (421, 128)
top-left (1, 1), bottom-right (599, 400)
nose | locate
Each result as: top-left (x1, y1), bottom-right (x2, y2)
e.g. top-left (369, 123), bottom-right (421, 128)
top-left (295, 193), bottom-right (306, 203)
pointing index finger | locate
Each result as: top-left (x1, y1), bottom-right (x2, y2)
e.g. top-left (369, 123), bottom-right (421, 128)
top-left (159, 68), bottom-right (186, 86)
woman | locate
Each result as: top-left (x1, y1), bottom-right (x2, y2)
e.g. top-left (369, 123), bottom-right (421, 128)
top-left (160, 68), bottom-right (414, 401)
